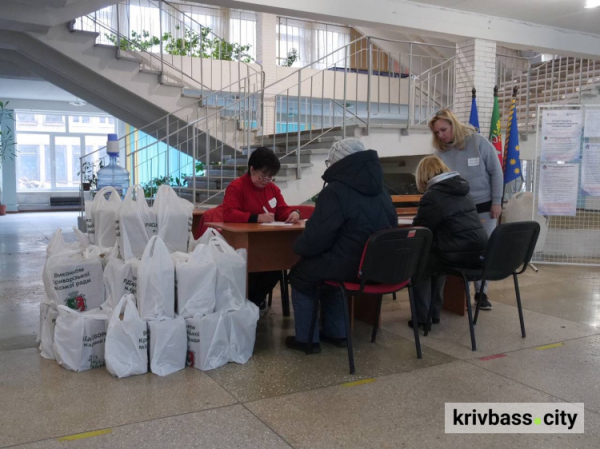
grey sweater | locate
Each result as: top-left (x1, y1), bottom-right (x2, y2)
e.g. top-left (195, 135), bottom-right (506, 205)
top-left (435, 133), bottom-right (503, 205)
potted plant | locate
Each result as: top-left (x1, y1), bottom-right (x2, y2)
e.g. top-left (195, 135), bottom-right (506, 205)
top-left (0, 100), bottom-right (17, 215)
top-left (77, 159), bottom-right (104, 196)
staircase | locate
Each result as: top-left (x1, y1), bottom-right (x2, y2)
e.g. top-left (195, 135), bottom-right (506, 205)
top-left (1, 0), bottom-right (456, 208)
top-left (497, 56), bottom-right (600, 134)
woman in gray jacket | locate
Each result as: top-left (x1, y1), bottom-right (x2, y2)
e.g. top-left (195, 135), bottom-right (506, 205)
top-left (428, 108), bottom-right (503, 311)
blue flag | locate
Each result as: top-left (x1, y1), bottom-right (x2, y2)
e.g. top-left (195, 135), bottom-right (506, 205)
top-left (469, 96), bottom-right (480, 133)
top-left (503, 97), bottom-right (522, 184)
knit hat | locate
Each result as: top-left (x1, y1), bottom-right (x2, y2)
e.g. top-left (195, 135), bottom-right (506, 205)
top-left (327, 138), bottom-right (366, 166)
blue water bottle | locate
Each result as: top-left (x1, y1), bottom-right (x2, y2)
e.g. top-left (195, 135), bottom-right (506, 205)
top-left (96, 133), bottom-right (130, 196)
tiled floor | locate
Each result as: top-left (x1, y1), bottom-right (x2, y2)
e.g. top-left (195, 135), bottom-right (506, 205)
top-left (1, 212), bottom-right (600, 448)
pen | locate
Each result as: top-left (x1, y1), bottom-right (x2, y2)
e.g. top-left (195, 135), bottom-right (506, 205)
top-left (263, 206), bottom-right (269, 214)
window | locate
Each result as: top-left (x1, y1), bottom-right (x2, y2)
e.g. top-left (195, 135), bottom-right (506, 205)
top-left (15, 112), bottom-right (118, 191)
top-left (16, 113), bottom-right (36, 124)
top-left (43, 114), bottom-right (64, 125)
top-left (16, 135), bottom-right (51, 190)
top-left (277, 17), bottom-right (350, 69)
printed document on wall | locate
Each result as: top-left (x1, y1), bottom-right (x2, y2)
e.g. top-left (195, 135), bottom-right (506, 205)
top-left (584, 109), bottom-right (600, 138)
top-left (541, 109), bottom-right (583, 162)
top-left (538, 163), bottom-right (579, 216)
top-left (582, 144), bottom-right (600, 196)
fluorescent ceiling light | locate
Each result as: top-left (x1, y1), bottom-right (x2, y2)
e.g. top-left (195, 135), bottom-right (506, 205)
top-left (585, 0), bottom-right (600, 8)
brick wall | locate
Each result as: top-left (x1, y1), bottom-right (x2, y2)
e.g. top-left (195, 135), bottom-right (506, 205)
top-left (454, 38), bottom-right (497, 137)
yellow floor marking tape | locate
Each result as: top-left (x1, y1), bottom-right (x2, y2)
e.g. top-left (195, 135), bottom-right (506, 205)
top-left (57, 429), bottom-right (112, 442)
top-left (342, 378), bottom-right (376, 387)
top-left (534, 342), bottom-right (564, 351)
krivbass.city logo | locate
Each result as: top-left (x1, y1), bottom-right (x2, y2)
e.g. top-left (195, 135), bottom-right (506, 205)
top-left (445, 403), bottom-right (584, 434)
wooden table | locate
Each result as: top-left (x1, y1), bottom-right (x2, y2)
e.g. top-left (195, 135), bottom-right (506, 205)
top-left (205, 222), bottom-right (305, 273)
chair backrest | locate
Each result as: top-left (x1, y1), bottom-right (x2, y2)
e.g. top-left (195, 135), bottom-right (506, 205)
top-left (481, 221), bottom-right (541, 281)
top-left (292, 205), bottom-right (315, 220)
top-left (195, 205), bottom-right (224, 239)
top-left (358, 227), bottom-right (432, 286)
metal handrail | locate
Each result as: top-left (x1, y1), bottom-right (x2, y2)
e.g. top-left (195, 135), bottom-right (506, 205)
top-left (80, 31), bottom-right (458, 209)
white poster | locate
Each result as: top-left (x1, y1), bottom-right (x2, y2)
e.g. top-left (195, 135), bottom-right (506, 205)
top-left (582, 144), bottom-right (600, 196)
top-left (538, 163), bottom-right (579, 216)
top-left (584, 109), bottom-right (600, 138)
top-left (541, 109), bottom-right (583, 162)
top-left (541, 109), bottom-right (583, 136)
top-left (540, 135), bottom-right (581, 162)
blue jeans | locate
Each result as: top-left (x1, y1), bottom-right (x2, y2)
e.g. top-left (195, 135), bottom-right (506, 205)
top-left (291, 287), bottom-right (347, 343)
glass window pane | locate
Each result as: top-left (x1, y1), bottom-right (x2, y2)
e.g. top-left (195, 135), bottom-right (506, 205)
top-left (16, 114), bottom-right (66, 132)
top-left (55, 136), bottom-right (81, 189)
top-left (69, 115), bottom-right (115, 134)
top-left (16, 134), bottom-right (50, 190)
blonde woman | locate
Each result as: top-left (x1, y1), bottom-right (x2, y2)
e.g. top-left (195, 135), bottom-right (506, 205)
top-left (410, 156), bottom-right (488, 329)
top-left (428, 109), bottom-right (502, 310)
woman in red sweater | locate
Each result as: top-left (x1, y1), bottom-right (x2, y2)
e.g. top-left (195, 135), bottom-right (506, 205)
top-left (222, 147), bottom-right (300, 310)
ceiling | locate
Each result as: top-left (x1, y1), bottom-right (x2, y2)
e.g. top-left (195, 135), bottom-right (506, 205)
top-left (406, 0), bottom-right (600, 35)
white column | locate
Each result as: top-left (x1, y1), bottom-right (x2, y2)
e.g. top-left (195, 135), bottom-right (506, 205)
top-left (454, 38), bottom-right (496, 137)
top-left (256, 13), bottom-right (278, 136)
top-left (1, 110), bottom-right (18, 212)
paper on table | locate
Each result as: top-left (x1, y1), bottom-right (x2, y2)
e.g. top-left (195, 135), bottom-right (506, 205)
top-left (398, 218), bottom-right (414, 225)
top-left (260, 222), bottom-right (294, 226)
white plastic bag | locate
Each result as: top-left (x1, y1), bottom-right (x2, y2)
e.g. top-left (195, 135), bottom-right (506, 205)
top-left (39, 306), bottom-right (59, 360)
top-left (92, 186), bottom-right (121, 248)
top-left (44, 250), bottom-right (105, 311)
top-left (205, 234), bottom-right (247, 312)
top-left (103, 257), bottom-right (140, 309)
top-left (186, 312), bottom-right (229, 371)
top-left (118, 185), bottom-right (158, 260)
top-left (227, 300), bottom-right (259, 364)
top-left (149, 316), bottom-right (187, 376)
top-left (73, 226), bottom-right (91, 250)
top-left (138, 236), bottom-right (175, 320)
top-left (53, 306), bottom-right (108, 372)
top-left (84, 200), bottom-right (95, 244)
top-left (105, 294), bottom-right (148, 378)
top-left (177, 244), bottom-right (217, 318)
top-left (154, 185), bottom-right (194, 253)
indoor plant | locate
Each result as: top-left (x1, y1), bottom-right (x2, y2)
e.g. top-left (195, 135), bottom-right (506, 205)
top-left (0, 100), bottom-right (17, 215)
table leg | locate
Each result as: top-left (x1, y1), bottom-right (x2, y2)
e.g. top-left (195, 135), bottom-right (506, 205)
top-left (442, 275), bottom-right (466, 316)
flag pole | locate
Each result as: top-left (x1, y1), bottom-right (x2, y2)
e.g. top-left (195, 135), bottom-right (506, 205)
top-left (499, 86), bottom-right (518, 225)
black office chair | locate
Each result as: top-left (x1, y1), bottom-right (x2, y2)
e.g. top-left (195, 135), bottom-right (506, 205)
top-left (307, 227), bottom-right (432, 374)
top-left (432, 221), bottom-right (541, 352)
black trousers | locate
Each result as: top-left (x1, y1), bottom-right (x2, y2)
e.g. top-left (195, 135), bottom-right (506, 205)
top-left (248, 271), bottom-right (280, 307)
top-left (412, 253), bottom-right (446, 323)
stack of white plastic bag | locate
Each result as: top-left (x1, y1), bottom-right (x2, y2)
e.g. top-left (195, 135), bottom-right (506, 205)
top-left (39, 183), bottom-right (261, 376)
top-left (185, 228), bottom-right (259, 372)
top-left (138, 235), bottom-right (187, 376)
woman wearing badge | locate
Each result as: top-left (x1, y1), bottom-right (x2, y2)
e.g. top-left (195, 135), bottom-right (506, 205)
top-left (222, 147), bottom-right (300, 312)
top-left (428, 109), bottom-right (503, 311)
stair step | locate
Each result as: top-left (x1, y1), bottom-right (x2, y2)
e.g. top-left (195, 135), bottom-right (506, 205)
top-left (117, 54), bottom-right (143, 64)
top-left (161, 81), bottom-right (185, 89)
top-left (182, 88), bottom-right (204, 99)
top-left (140, 68), bottom-right (161, 76)
top-left (69, 29), bottom-right (100, 40)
